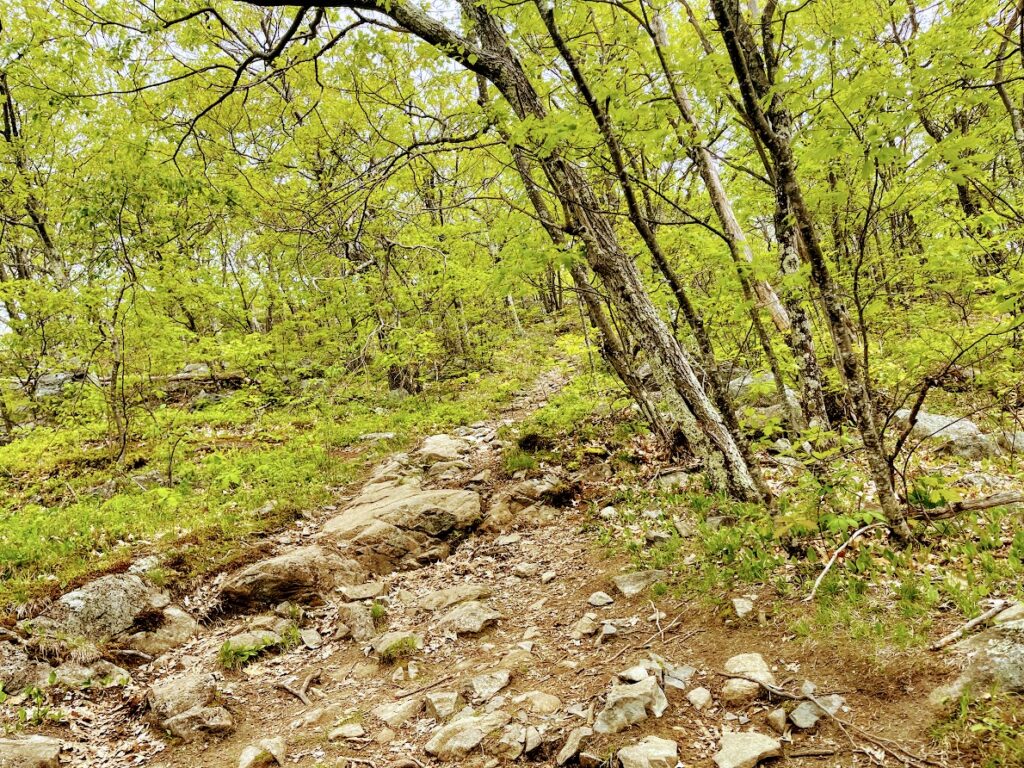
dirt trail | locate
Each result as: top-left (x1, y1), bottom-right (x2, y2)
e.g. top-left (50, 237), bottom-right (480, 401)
top-left (6, 370), bottom-right (954, 768)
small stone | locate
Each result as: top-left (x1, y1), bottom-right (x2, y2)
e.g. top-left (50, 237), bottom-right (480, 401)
top-left (417, 584), bottom-right (492, 611)
top-left (376, 727), bottom-right (396, 744)
top-left (571, 613), bottom-right (600, 638)
top-left (371, 631), bottom-right (423, 661)
top-left (340, 582), bottom-right (386, 601)
top-left (300, 628), bottom-right (322, 649)
top-left (593, 677), bottom-right (668, 734)
top-left (439, 601), bottom-right (501, 634)
top-left (618, 664), bottom-right (651, 682)
top-left (556, 726), bottom-right (593, 765)
top-left (722, 678), bottom-right (761, 704)
top-left (512, 690), bottom-right (561, 715)
top-left (789, 694), bottom-right (844, 730)
top-left (598, 506), bottom-right (618, 520)
top-left (687, 686), bottom-right (712, 710)
top-left (723, 653), bottom-right (776, 686)
top-left (713, 731), bottom-right (781, 768)
top-left (732, 598), bottom-right (755, 619)
top-left (328, 723), bottom-right (365, 741)
top-left (617, 735), bottom-right (678, 768)
top-left (238, 737), bottom-right (286, 768)
top-left (541, 571), bottom-right (557, 584)
top-left (612, 570), bottom-right (667, 598)
top-left (466, 670), bottom-right (511, 703)
top-left (372, 697), bottom-right (423, 728)
top-left (587, 591), bottom-right (614, 607)
top-left (426, 691), bottom-right (466, 721)
top-left (766, 708), bottom-right (787, 734)
top-left (512, 563), bottom-right (540, 578)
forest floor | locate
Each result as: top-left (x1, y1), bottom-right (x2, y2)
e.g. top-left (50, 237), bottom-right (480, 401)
top-left (2, 361), bottom-right (1023, 768)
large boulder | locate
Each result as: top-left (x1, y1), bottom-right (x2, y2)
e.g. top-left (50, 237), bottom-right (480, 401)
top-left (23, 574), bottom-right (168, 641)
top-left (148, 672), bottom-right (234, 742)
top-left (416, 434), bottom-right (472, 466)
top-left (19, 573), bottom-right (193, 657)
top-left (219, 545), bottom-right (363, 607)
top-left (0, 642), bottom-right (54, 693)
top-left (893, 409), bottom-right (1002, 459)
top-left (323, 477), bottom-right (481, 572)
top-left (931, 619), bottom-right (1024, 704)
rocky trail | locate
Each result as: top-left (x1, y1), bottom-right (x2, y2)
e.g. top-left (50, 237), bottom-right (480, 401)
top-left (2, 372), bottom-right (1021, 768)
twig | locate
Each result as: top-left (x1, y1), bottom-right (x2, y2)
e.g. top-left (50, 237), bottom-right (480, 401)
top-left (395, 674), bottom-right (454, 699)
top-left (277, 667), bottom-right (321, 706)
top-left (912, 491), bottom-right (1024, 522)
top-left (108, 648), bottom-right (154, 662)
top-left (806, 523), bottom-right (885, 601)
top-left (930, 601), bottom-right (1007, 650)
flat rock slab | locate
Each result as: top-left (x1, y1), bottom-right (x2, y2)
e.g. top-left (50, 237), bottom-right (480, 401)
top-left (21, 573), bottom-right (168, 641)
top-left (612, 570), bottom-right (667, 598)
top-left (594, 677), bottom-right (669, 734)
top-left (618, 735), bottom-right (678, 768)
top-left (932, 619), bottom-right (1024, 703)
top-left (418, 584), bottom-right (492, 611)
top-left (220, 545), bottom-right (362, 607)
top-left (713, 731), bottom-right (781, 768)
top-left (424, 710), bottom-right (511, 759)
top-left (0, 735), bottom-right (62, 767)
top-left (440, 600), bottom-right (501, 634)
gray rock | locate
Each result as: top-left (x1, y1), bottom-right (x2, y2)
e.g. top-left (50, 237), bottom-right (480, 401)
top-left (571, 613), bottom-right (600, 638)
top-left (424, 710), bottom-right (511, 759)
top-left (789, 694), bottom-right (844, 730)
top-left (932, 619), bottom-right (1024, 702)
top-left (0, 735), bottom-right (62, 767)
top-left (22, 573), bottom-right (168, 642)
top-left (766, 708), bottom-right (787, 734)
top-left (300, 628), bottom-right (322, 649)
top-left (337, 602), bottom-right (376, 641)
top-left (328, 723), bottom-right (365, 741)
top-left (687, 686), bottom-right (712, 710)
top-left (163, 706), bottom-right (234, 742)
top-left (722, 678), bottom-right (761, 704)
top-left (238, 737), bottom-right (286, 768)
top-left (323, 478), bottom-right (481, 572)
top-left (732, 597), bottom-right (755, 619)
top-left (51, 659), bottom-right (130, 688)
top-left (425, 691), bottom-right (466, 721)
top-left (593, 677), bottom-right (669, 734)
top-left (893, 409), bottom-right (1001, 459)
top-left (723, 653), bottom-right (776, 686)
top-left (617, 735), bottom-right (678, 768)
top-left (512, 563), bottom-right (540, 578)
top-left (126, 605), bottom-right (198, 656)
top-left (440, 600), bottom-right (500, 634)
top-left (0, 643), bottom-right (54, 693)
top-left (493, 723), bottom-right (526, 759)
top-left (148, 672), bottom-right (218, 721)
top-left (556, 726), bottom-right (593, 765)
top-left (220, 545), bottom-right (362, 607)
top-left (713, 731), bottom-right (782, 768)
top-left (511, 690), bottom-right (561, 715)
top-left (372, 697), bottom-right (424, 728)
top-left (339, 582), bottom-right (386, 601)
top-left (587, 591), bottom-right (614, 607)
top-left (612, 570), bottom-right (667, 598)
top-left (417, 434), bottom-right (472, 464)
top-left (994, 602), bottom-right (1024, 625)
top-left (417, 584), bottom-right (492, 611)
top-left (371, 631), bottom-right (423, 660)
top-left (466, 670), bottom-right (511, 702)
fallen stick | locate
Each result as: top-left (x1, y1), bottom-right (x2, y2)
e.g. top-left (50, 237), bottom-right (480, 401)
top-left (395, 674), bottom-right (454, 699)
top-left (929, 601), bottom-right (1007, 651)
top-left (806, 523), bottom-right (886, 602)
top-left (913, 491), bottom-right (1024, 521)
top-left (277, 667), bottom-right (321, 706)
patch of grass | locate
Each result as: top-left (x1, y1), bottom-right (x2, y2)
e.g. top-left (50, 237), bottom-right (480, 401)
top-left (370, 600), bottom-right (388, 628)
top-left (378, 636), bottom-right (420, 665)
top-left (0, 332), bottom-right (560, 615)
top-left (934, 692), bottom-right (1024, 767)
top-left (218, 633), bottom-right (283, 670)
top-left (502, 447), bottom-right (538, 473)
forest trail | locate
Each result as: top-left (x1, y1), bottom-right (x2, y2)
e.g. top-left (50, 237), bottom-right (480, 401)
top-left (1, 371), bottom-right (962, 768)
